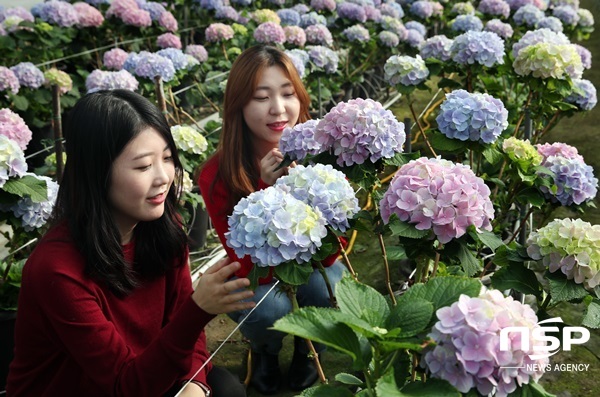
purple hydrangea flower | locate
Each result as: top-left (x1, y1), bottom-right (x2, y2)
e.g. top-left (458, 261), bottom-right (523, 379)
top-left (537, 142), bottom-right (583, 161)
top-left (305, 24), bottom-right (333, 46)
top-left (277, 9), bottom-right (300, 26)
top-left (286, 49), bottom-right (310, 65)
top-left (536, 16), bottom-right (564, 32)
top-left (337, 2), bottom-right (367, 23)
top-left (343, 24), bottom-right (370, 42)
top-left (276, 164), bottom-right (360, 232)
top-left (315, 98), bottom-right (406, 167)
top-left (577, 8), bottom-right (594, 27)
top-left (380, 157), bottom-right (494, 242)
top-left (423, 290), bottom-right (547, 396)
top-left (10, 62), bottom-right (44, 89)
top-left (0, 108), bottom-right (32, 150)
top-left (159, 11), bottom-right (178, 32)
top-left (3, 6), bottom-right (34, 23)
top-left (405, 20), bottom-right (427, 36)
top-left (380, 16), bottom-right (409, 40)
top-left (478, 0), bottom-right (511, 19)
top-left (157, 48), bottom-right (190, 70)
top-left (553, 5), bottom-right (580, 26)
top-left (573, 44), bottom-right (592, 70)
top-left (311, 0), bottom-right (337, 12)
top-left (378, 31), bottom-right (400, 47)
top-left (103, 48), bottom-right (129, 70)
top-left (38, 0), bottom-right (79, 27)
top-left (506, 0), bottom-right (547, 10)
top-left (292, 4), bottom-right (311, 14)
top-left (419, 35), bottom-right (453, 61)
top-left (307, 45), bottom-right (339, 74)
top-left (157, 33), bottom-right (182, 49)
top-left (436, 90), bottom-right (508, 144)
top-left (0, 67), bottom-right (19, 95)
top-left (254, 22), bottom-right (286, 45)
top-left (279, 119), bottom-right (321, 161)
top-left (285, 49), bottom-right (309, 77)
top-left (566, 79), bottom-right (597, 111)
top-left (410, 1), bottom-right (434, 19)
top-left (406, 29), bottom-right (425, 47)
top-left (485, 19), bottom-right (514, 38)
top-left (284, 26), bottom-right (306, 47)
top-left (226, 186), bottom-right (327, 266)
top-left (451, 14), bottom-right (484, 32)
top-left (140, 2), bottom-right (165, 20)
top-left (512, 28), bottom-right (570, 58)
top-left (86, 69), bottom-right (139, 93)
top-left (451, 31), bottom-right (505, 68)
top-left (133, 51), bottom-right (176, 82)
top-left (197, 0), bottom-right (225, 10)
top-left (205, 22), bottom-right (234, 42)
top-left (300, 11), bottom-right (327, 27)
top-left (10, 174), bottom-right (59, 231)
top-left (185, 44), bottom-right (208, 63)
top-left (0, 134), bottom-right (27, 188)
top-left (215, 6), bottom-right (239, 22)
top-left (384, 55), bottom-right (429, 86)
top-left (513, 4), bottom-right (545, 27)
top-left (364, 5), bottom-right (382, 21)
top-left (74, 2), bottom-right (104, 27)
top-left (380, 2), bottom-right (404, 19)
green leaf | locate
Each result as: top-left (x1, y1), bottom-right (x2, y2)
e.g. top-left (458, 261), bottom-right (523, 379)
top-left (388, 218), bottom-right (430, 239)
top-left (376, 369), bottom-right (403, 397)
top-left (482, 146), bottom-right (504, 166)
top-left (11, 95), bottom-right (29, 111)
top-left (494, 244), bottom-right (529, 266)
top-left (336, 275), bottom-right (390, 327)
top-left (398, 276), bottom-right (481, 313)
top-left (430, 131), bottom-right (467, 152)
top-left (468, 229), bottom-right (504, 251)
top-left (334, 373), bottom-right (363, 386)
top-left (247, 265), bottom-right (270, 290)
top-left (437, 78), bottom-right (463, 90)
top-left (516, 187), bottom-right (546, 208)
top-left (508, 382), bottom-right (557, 397)
top-left (274, 261), bottom-right (313, 286)
top-left (299, 384), bottom-right (355, 397)
top-left (582, 299), bottom-right (600, 329)
top-left (386, 245), bottom-right (407, 260)
top-left (454, 240), bottom-right (482, 276)
top-left (546, 271), bottom-right (588, 302)
top-left (399, 379), bottom-right (461, 396)
top-left (491, 263), bottom-right (542, 298)
top-left (2, 175), bottom-right (48, 202)
top-left (386, 298), bottom-right (433, 337)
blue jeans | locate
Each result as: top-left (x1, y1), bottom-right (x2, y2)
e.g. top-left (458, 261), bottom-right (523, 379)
top-left (228, 261), bottom-right (346, 355)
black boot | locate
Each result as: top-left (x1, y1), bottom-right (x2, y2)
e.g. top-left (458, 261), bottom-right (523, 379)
top-left (249, 350), bottom-right (281, 395)
top-left (288, 337), bottom-right (319, 391)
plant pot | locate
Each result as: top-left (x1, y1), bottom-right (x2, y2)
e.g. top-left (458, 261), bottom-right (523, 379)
top-left (0, 310), bottom-right (17, 391)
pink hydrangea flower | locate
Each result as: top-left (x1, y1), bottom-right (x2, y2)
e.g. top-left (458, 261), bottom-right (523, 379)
top-left (74, 2), bottom-right (104, 28)
top-left (159, 11), bottom-right (178, 32)
top-left (103, 48), bottom-right (129, 70)
top-left (205, 23), bottom-right (234, 43)
top-left (157, 33), bottom-right (182, 49)
top-left (0, 108), bottom-right (32, 150)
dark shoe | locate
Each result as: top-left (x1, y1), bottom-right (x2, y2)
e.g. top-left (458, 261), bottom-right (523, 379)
top-left (288, 340), bottom-right (319, 391)
top-left (249, 351), bottom-right (281, 395)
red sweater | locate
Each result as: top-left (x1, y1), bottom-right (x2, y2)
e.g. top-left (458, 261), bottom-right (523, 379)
top-left (198, 155), bottom-right (340, 284)
top-left (7, 223), bottom-right (214, 397)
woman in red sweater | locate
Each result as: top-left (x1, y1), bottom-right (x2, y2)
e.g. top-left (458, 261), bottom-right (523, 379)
top-left (198, 45), bottom-right (345, 395)
top-left (7, 90), bottom-right (254, 397)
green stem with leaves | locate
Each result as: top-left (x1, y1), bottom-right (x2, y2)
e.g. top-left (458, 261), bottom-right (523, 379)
top-left (378, 233), bottom-right (396, 306)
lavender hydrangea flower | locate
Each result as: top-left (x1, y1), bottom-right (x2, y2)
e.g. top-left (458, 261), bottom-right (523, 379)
top-left (307, 46), bottom-right (339, 74)
top-left (378, 31), bottom-right (400, 47)
top-left (573, 44), bottom-right (592, 70)
top-left (311, 0), bottom-right (337, 12)
top-left (450, 2), bottom-right (476, 15)
top-left (157, 48), bottom-right (190, 70)
top-left (140, 1), bottom-right (166, 20)
top-left (159, 11), bottom-right (178, 32)
top-left (342, 24), bottom-right (370, 42)
top-left (380, 157), bottom-right (494, 242)
top-left (286, 49), bottom-right (310, 66)
top-left (86, 69), bottom-right (139, 93)
top-left (536, 16), bottom-right (564, 32)
top-left (10, 62), bottom-right (44, 89)
top-left (38, 0), bottom-right (80, 27)
top-left (405, 20), bottom-right (427, 37)
top-left (205, 22), bottom-right (234, 42)
top-left (436, 90), bottom-right (508, 144)
top-left (132, 52), bottom-right (175, 82)
top-left (384, 55), bottom-right (429, 86)
top-left (305, 24), bottom-right (333, 46)
top-left (276, 164), bottom-right (360, 232)
top-left (527, 218), bottom-right (600, 289)
top-left (214, 6), bottom-right (238, 22)
top-left (43, 68), bottom-right (73, 95)
top-left (268, 0), bottom-right (286, 6)
top-left (451, 31), bottom-right (505, 67)
top-left (364, 5), bottom-right (382, 21)
top-left (10, 174), bottom-right (59, 231)
top-left (577, 8), bottom-right (594, 27)
top-left (513, 4), bottom-right (545, 27)
top-left (565, 79), bottom-right (597, 111)
top-left (506, 0), bottom-right (547, 10)
top-left (254, 22), bottom-right (286, 45)
top-left (478, 0), bottom-right (511, 19)
top-left (315, 98), bottom-right (406, 167)
top-left (157, 33), bottom-right (182, 49)
top-left (103, 48), bottom-right (129, 70)
top-left (300, 11), bottom-right (327, 27)
top-left (4, 6), bottom-right (34, 23)
top-left (0, 67), bottom-right (20, 95)
top-left (251, 9), bottom-right (280, 24)
top-left (423, 289), bottom-right (548, 397)
top-left (197, 0), bottom-right (225, 10)
top-left (277, 9), bottom-right (300, 26)
top-left (337, 2), bottom-right (367, 23)
top-left (185, 44), bottom-right (208, 62)
top-left (284, 26), bottom-right (306, 47)
top-left (279, 119), bottom-right (321, 161)
top-left (0, 134), bottom-right (27, 188)
top-left (292, 4), bottom-right (311, 14)
top-left (0, 108), bottom-right (32, 150)
top-left (419, 35), bottom-right (453, 61)
top-left (226, 186), bottom-right (327, 266)
top-left (484, 19), bottom-right (514, 38)
top-left (406, 29), bottom-right (425, 48)
top-left (380, 2), bottom-right (404, 19)
top-left (410, 1), bottom-right (434, 19)
top-left (553, 5), bottom-right (580, 26)
top-left (451, 14), bottom-right (484, 32)
top-left (513, 43), bottom-right (583, 80)
top-left (537, 142), bottom-right (583, 161)
top-left (511, 28), bottom-right (570, 58)
top-left (74, 2), bottom-right (104, 28)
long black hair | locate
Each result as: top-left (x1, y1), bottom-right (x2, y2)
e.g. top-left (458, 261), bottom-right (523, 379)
top-left (52, 89), bottom-right (188, 296)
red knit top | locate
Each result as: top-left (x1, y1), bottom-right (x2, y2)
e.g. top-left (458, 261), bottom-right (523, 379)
top-left (7, 223), bottom-right (214, 397)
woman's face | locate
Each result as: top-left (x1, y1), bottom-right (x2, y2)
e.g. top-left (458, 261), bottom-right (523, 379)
top-left (108, 128), bottom-right (175, 243)
top-left (243, 65), bottom-right (301, 152)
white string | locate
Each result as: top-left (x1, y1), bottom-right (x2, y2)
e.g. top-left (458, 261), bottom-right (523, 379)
top-left (174, 279), bottom-right (281, 397)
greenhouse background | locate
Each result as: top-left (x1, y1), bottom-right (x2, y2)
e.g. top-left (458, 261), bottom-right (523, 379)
top-left (0, 0), bottom-right (599, 396)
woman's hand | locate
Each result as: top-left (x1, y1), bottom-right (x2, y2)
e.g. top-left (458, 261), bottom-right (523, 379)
top-left (192, 258), bottom-right (255, 315)
top-left (260, 148), bottom-right (295, 185)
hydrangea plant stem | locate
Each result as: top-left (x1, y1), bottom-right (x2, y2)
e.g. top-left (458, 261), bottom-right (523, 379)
top-left (408, 96), bottom-right (437, 157)
top-left (338, 236), bottom-right (358, 281)
top-left (315, 261), bottom-right (336, 308)
top-left (512, 89), bottom-right (534, 138)
top-left (536, 110), bottom-right (561, 142)
top-left (377, 232), bottom-right (396, 306)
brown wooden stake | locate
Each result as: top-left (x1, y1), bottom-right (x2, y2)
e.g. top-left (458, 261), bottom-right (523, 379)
top-left (52, 85), bottom-right (64, 183)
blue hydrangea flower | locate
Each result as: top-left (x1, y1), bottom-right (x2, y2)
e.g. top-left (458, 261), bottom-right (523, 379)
top-left (277, 9), bottom-right (300, 26)
top-left (10, 62), bottom-right (44, 89)
top-left (566, 79), bottom-right (597, 111)
top-left (553, 5), bottom-right (580, 26)
top-left (300, 11), bottom-right (327, 27)
top-left (279, 119), bottom-right (321, 161)
top-left (140, 2), bottom-right (166, 20)
top-left (276, 164), bottom-right (360, 232)
top-left (157, 48), bottom-right (190, 70)
top-left (406, 29), bottom-right (425, 48)
top-left (292, 4), bottom-right (311, 14)
top-left (342, 24), bottom-right (370, 42)
top-left (226, 186), bottom-right (327, 266)
top-left (337, 2), bottom-right (367, 23)
top-left (307, 46), bottom-right (339, 74)
top-left (512, 28), bottom-right (570, 58)
top-left (405, 20), bottom-right (427, 36)
top-left (420, 35), bottom-right (453, 61)
top-left (574, 44), bottom-right (592, 70)
top-left (38, 0), bottom-right (79, 27)
top-left (536, 16), bottom-right (564, 32)
top-left (485, 19), bottom-right (514, 38)
top-left (196, 0), bottom-right (224, 10)
top-left (10, 174), bottom-right (59, 231)
top-left (410, 1), bottom-right (434, 19)
top-left (285, 49), bottom-right (310, 65)
top-left (378, 31), bottom-right (400, 47)
top-left (85, 69), bottom-right (139, 93)
top-left (215, 6), bottom-right (239, 22)
top-left (384, 54), bottom-right (429, 86)
top-left (451, 31), bottom-right (505, 67)
top-left (538, 155), bottom-right (598, 206)
top-left (133, 51), bottom-right (176, 82)
top-left (478, 0), bottom-right (511, 19)
top-left (451, 14), bottom-right (484, 32)
top-left (436, 89), bottom-right (508, 144)
top-left (513, 4), bottom-right (545, 27)
top-left (380, 2), bottom-right (404, 19)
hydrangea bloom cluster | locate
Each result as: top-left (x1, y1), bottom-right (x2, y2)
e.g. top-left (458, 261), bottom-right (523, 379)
top-left (73, 2), bottom-right (104, 27)
top-left (511, 28), bottom-right (570, 58)
top-left (311, 0), bottom-right (337, 12)
top-left (2, 16), bottom-right (25, 34)
top-left (406, 29), bottom-right (425, 48)
top-left (85, 70), bottom-right (139, 93)
top-left (419, 35), bottom-right (453, 61)
top-left (527, 218), bottom-right (600, 289)
top-left (159, 11), bottom-right (179, 32)
top-left (553, 5), bottom-right (580, 26)
top-left (0, 134), bottom-right (27, 188)
top-left (502, 137), bottom-right (543, 171)
top-left (342, 24), bottom-right (370, 42)
top-left (205, 23), bottom-right (235, 42)
top-left (300, 12), bottom-right (327, 27)
top-left (565, 79), bottom-right (597, 111)
top-left (305, 24), bottom-right (333, 46)
top-left (10, 174), bottom-right (59, 232)
top-left (384, 55), bottom-right (429, 86)
top-left (284, 26), bottom-right (306, 47)
top-left (37, 0), bottom-right (79, 27)
top-left (549, 0), bottom-right (579, 7)
top-left (132, 52), bottom-right (175, 82)
top-left (252, 9), bottom-right (280, 24)
top-left (451, 31), bottom-right (505, 67)
top-left (364, 6), bottom-right (382, 22)
top-left (277, 9), bottom-right (300, 26)
top-left (103, 48), bottom-right (129, 70)
top-left (140, 2), bottom-right (166, 20)
top-left (485, 19), bottom-right (514, 38)
top-left (410, 1), bottom-right (434, 19)
top-left (451, 14), bottom-right (484, 32)
top-left (307, 46), bottom-right (339, 74)
top-left (253, 22), bottom-right (286, 44)
top-left (292, 4), bottom-right (311, 14)
top-left (276, 164), bottom-right (359, 232)
top-left (378, 31), bottom-right (400, 47)
top-left (405, 20), bottom-right (428, 37)
top-left (577, 8), bottom-right (594, 27)
top-left (380, 16), bottom-right (408, 40)
top-left (506, 0), bottom-right (547, 9)
top-left (513, 43), bottom-right (583, 80)
top-left (170, 125), bottom-right (208, 156)
top-left (450, 2), bottom-right (476, 15)
top-left (44, 68), bottom-right (73, 95)
top-left (0, 108), bottom-right (32, 150)
top-left (315, 98), bottom-right (406, 167)
top-left (436, 90), bottom-right (508, 144)
top-left (157, 33), bottom-right (182, 49)
top-left (197, 0), bottom-right (225, 10)
top-left (157, 48), bottom-right (191, 70)
top-left (3, 6), bottom-right (34, 22)
top-left (380, 2), bottom-right (404, 19)
top-left (536, 16), bottom-right (564, 32)
top-left (423, 289), bottom-right (548, 397)
top-left (536, 142), bottom-right (598, 206)
top-left (279, 119), bottom-right (321, 162)
top-left (513, 4), bottom-right (545, 27)
top-left (573, 44), bottom-right (592, 70)
top-left (0, 66), bottom-right (20, 95)
top-left (10, 62), bottom-right (44, 89)
top-left (185, 45), bottom-right (208, 63)
top-left (337, 2), bottom-right (367, 23)
top-left (380, 157), bottom-right (494, 243)
top-left (226, 186), bottom-right (327, 266)
top-left (478, 0), bottom-right (511, 19)
top-left (285, 49), bottom-right (309, 77)
top-left (121, 8), bottom-right (152, 27)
